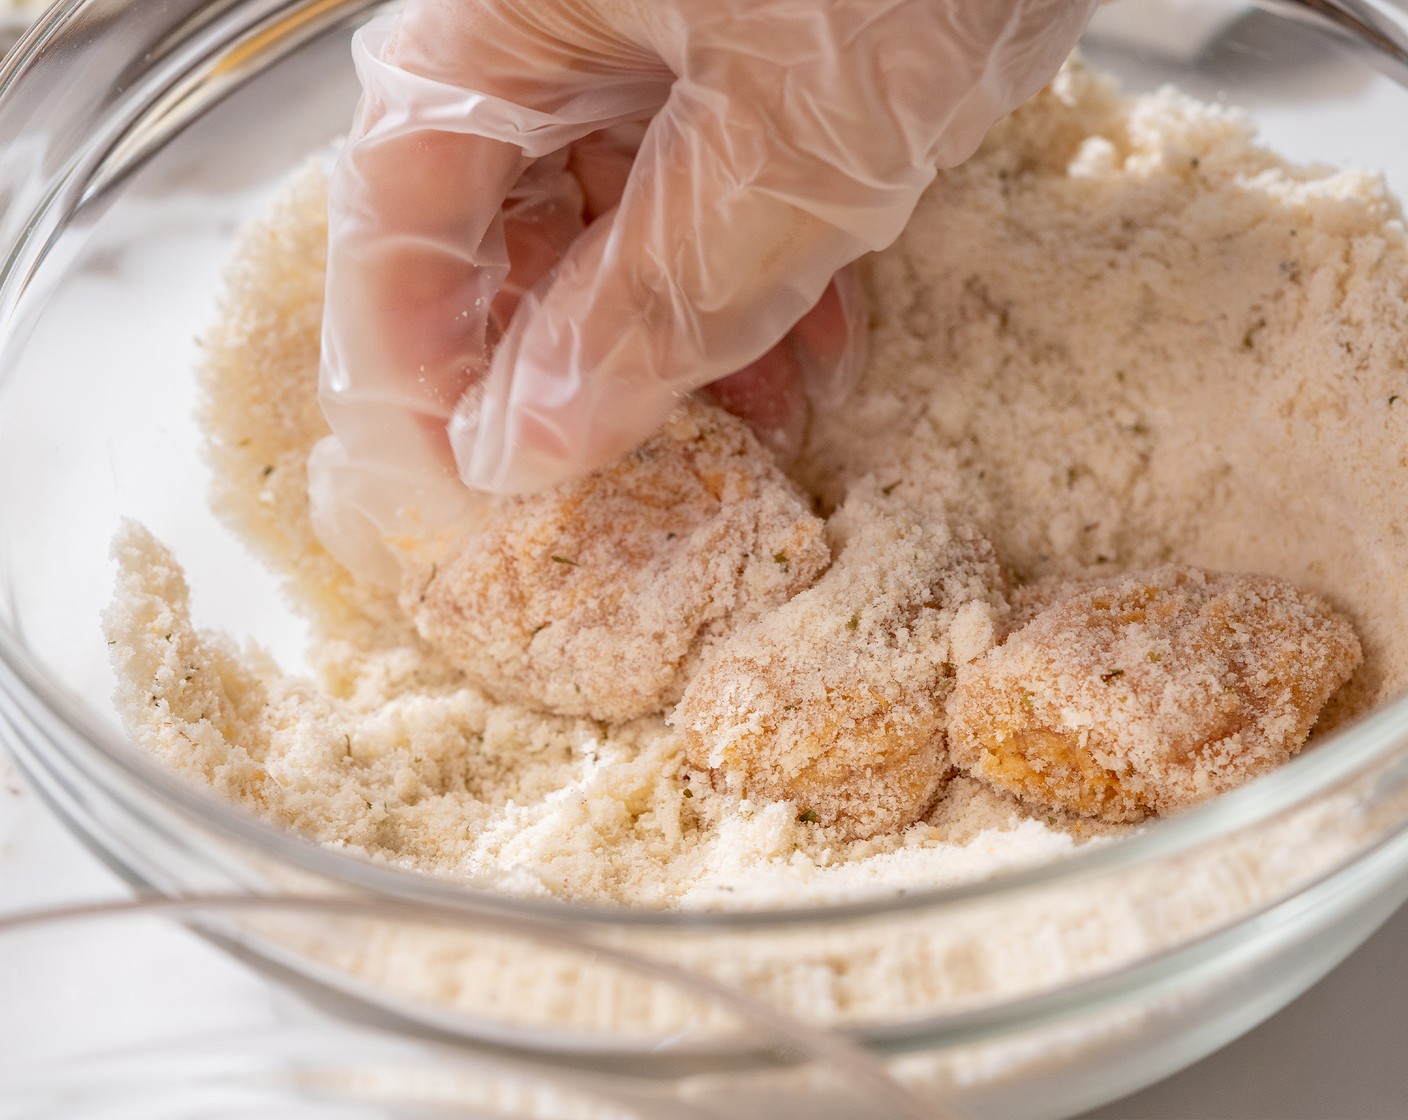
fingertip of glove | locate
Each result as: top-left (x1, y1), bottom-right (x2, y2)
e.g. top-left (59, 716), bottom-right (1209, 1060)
top-left (792, 267), bottom-right (868, 412)
top-left (307, 436), bottom-right (403, 588)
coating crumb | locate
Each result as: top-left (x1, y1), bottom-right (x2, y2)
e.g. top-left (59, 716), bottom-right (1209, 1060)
top-left (404, 399), bottom-right (829, 723)
top-left (947, 566), bottom-right (1362, 821)
top-left (674, 484), bottom-right (1008, 839)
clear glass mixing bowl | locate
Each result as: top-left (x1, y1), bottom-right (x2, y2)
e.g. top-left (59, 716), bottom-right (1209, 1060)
top-left (3, 1), bottom-right (1408, 1117)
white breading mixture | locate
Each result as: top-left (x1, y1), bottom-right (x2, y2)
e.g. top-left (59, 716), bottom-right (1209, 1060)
top-left (105, 60), bottom-right (1407, 908)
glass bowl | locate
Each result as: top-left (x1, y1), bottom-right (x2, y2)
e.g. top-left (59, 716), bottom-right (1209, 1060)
top-left (3, 1), bottom-right (1408, 1116)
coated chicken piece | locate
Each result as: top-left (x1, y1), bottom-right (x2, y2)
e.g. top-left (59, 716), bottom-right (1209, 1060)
top-left (403, 399), bottom-right (829, 723)
top-left (674, 486), bottom-right (1009, 840)
top-left (947, 565), bottom-right (1362, 822)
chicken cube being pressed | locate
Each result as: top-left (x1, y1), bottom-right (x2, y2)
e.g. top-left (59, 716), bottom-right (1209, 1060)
top-left (403, 399), bottom-right (830, 723)
top-left (947, 566), bottom-right (1362, 822)
top-left (674, 486), bottom-right (1009, 840)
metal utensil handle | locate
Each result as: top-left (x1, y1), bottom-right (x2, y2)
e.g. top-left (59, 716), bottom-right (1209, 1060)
top-left (1254, 0), bottom-right (1408, 85)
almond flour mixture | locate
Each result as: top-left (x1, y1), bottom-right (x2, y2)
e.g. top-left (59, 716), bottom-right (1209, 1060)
top-left (104, 59), bottom-right (1408, 910)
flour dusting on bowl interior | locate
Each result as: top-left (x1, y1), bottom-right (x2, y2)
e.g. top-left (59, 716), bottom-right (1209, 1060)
top-left (103, 60), bottom-right (1408, 909)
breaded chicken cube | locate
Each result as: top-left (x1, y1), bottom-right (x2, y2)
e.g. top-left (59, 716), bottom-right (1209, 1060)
top-left (674, 485), bottom-right (1009, 840)
top-left (403, 399), bottom-right (829, 723)
top-left (947, 565), bottom-right (1362, 822)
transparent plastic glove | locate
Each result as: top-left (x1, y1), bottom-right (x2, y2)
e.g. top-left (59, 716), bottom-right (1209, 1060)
top-left (313, 0), bottom-right (1097, 584)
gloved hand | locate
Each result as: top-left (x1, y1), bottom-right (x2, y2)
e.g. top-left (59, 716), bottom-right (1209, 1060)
top-left (312, 0), bottom-right (1097, 584)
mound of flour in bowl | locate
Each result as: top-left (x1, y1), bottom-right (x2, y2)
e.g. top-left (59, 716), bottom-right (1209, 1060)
top-left (104, 58), bottom-right (1408, 908)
